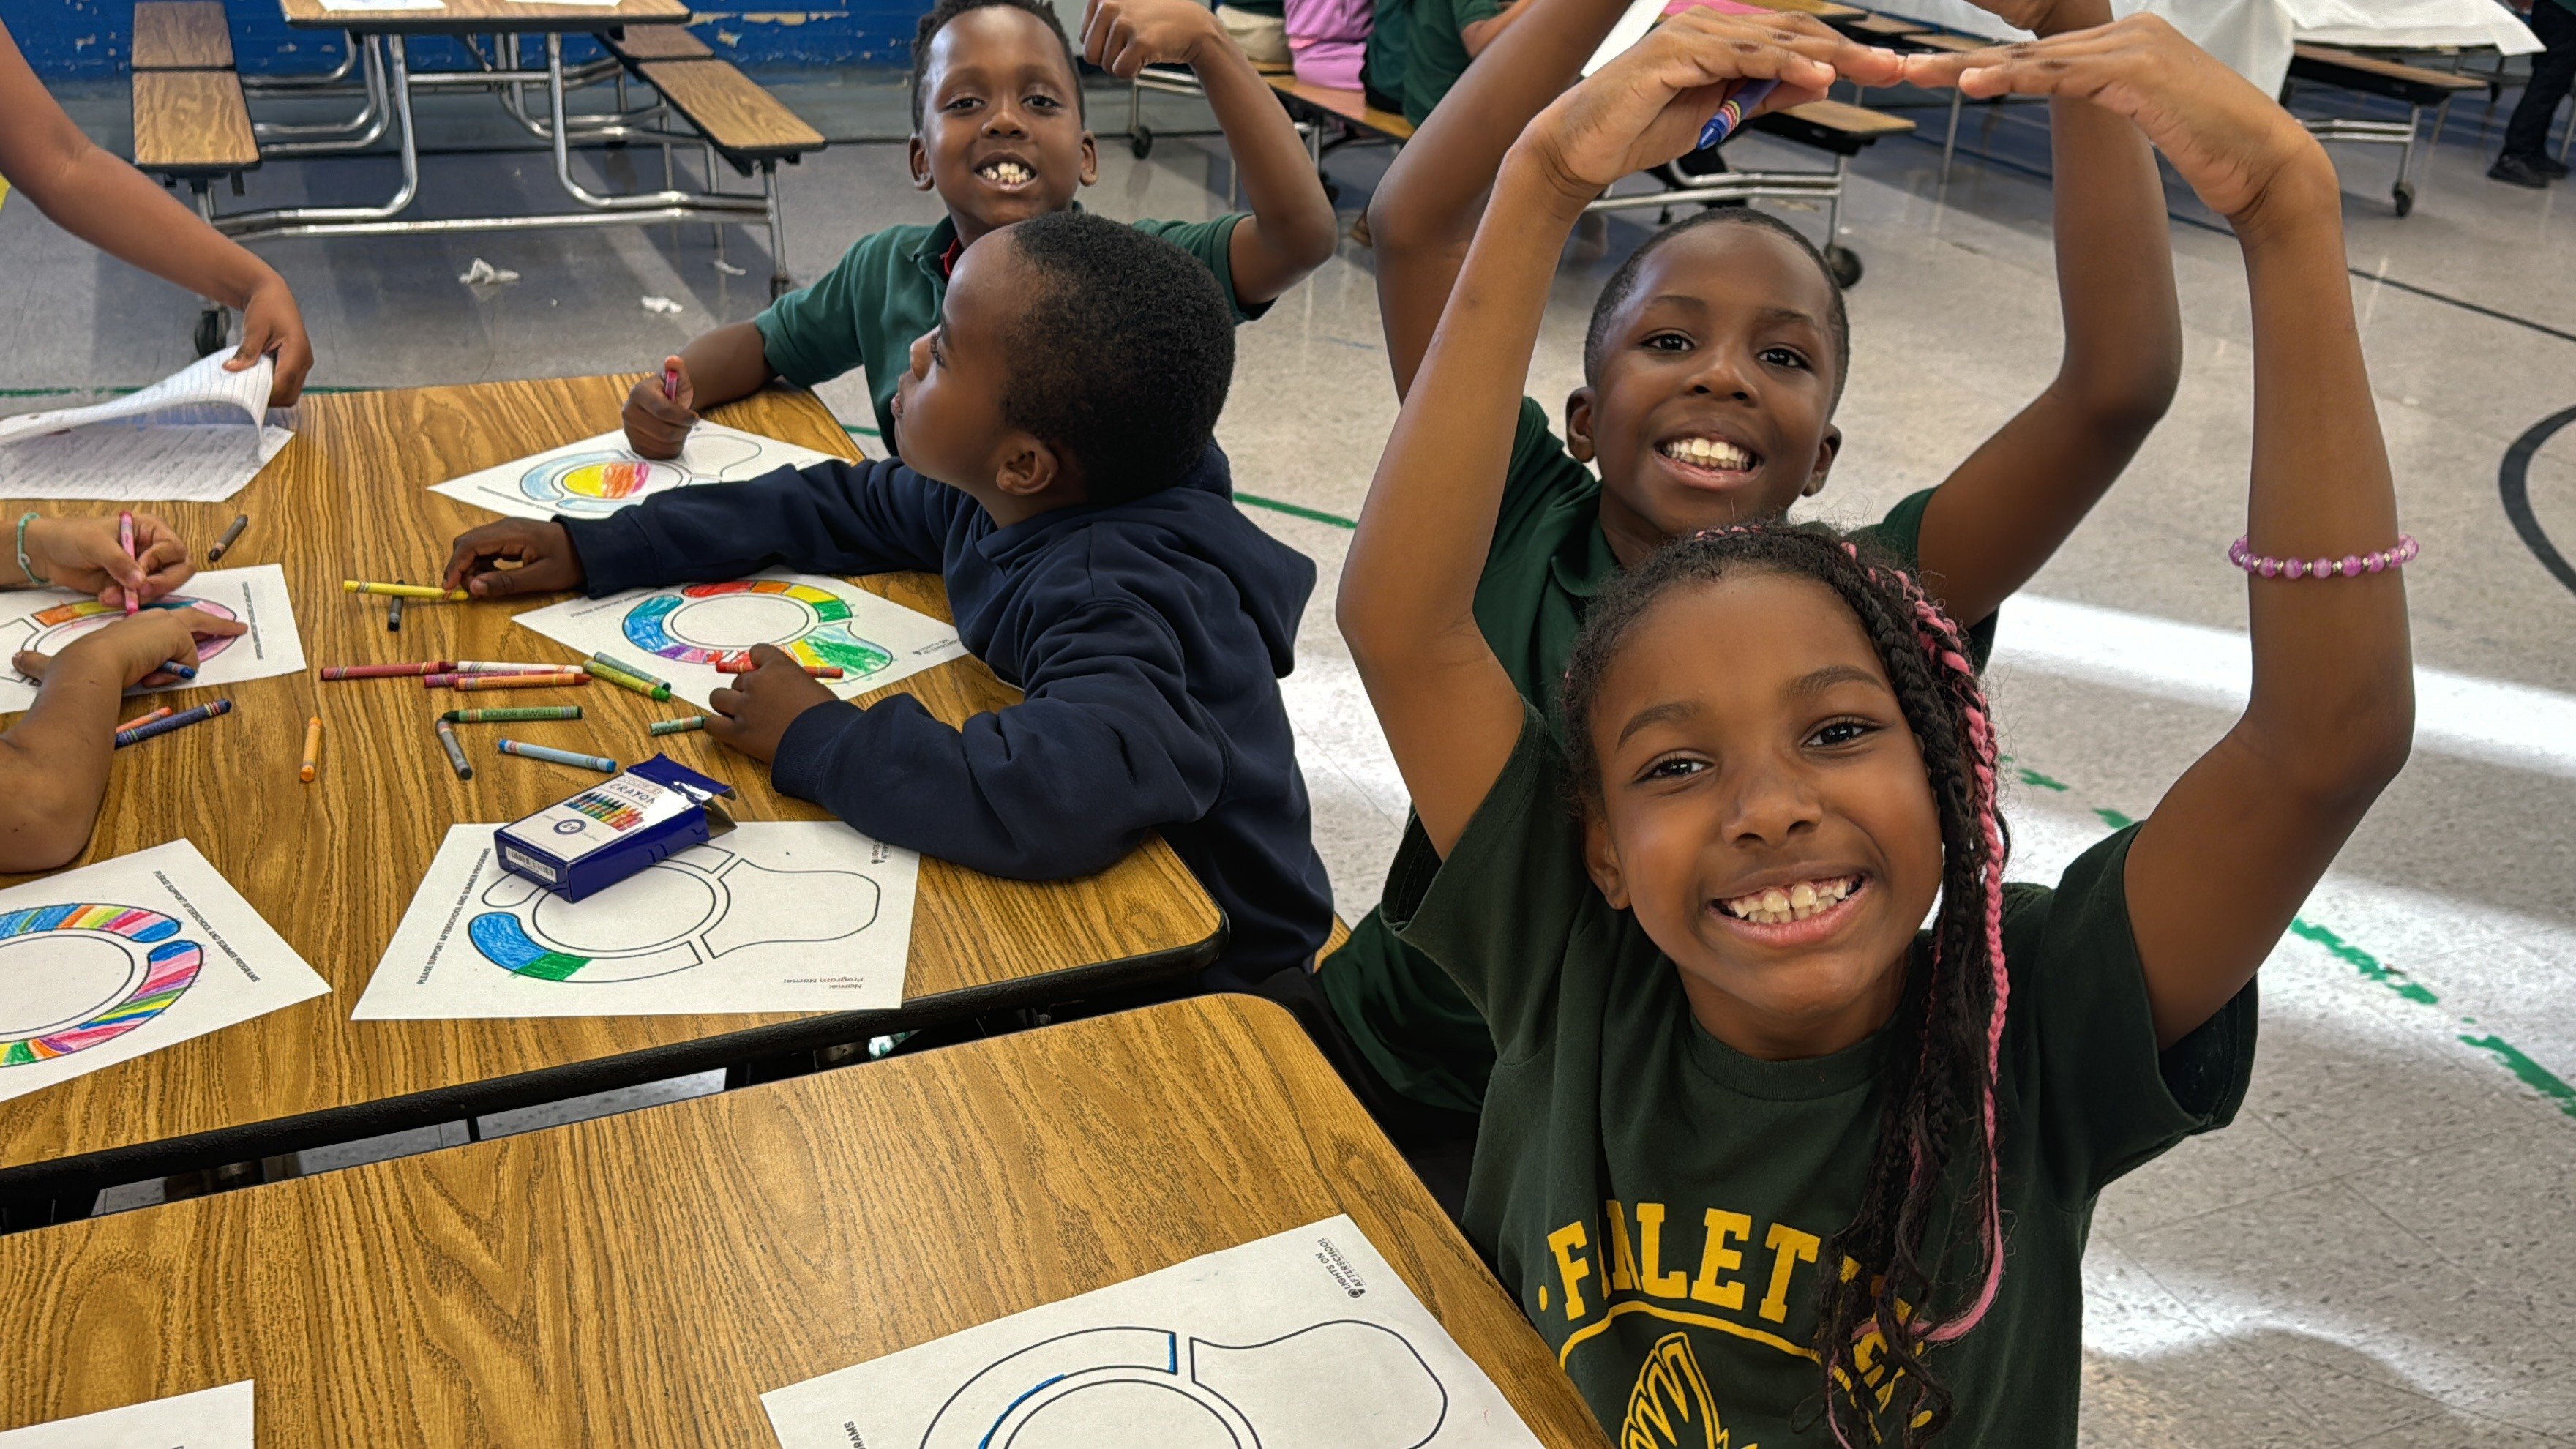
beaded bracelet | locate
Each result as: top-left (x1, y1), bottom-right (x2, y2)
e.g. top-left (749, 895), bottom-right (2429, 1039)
top-left (2228, 533), bottom-right (2416, 580)
top-left (14, 512), bottom-right (45, 586)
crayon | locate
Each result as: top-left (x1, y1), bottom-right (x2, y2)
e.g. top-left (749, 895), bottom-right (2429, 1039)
top-left (449, 673), bottom-right (591, 693)
top-left (661, 360), bottom-right (682, 401)
top-left (590, 652), bottom-right (673, 689)
top-left (1694, 78), bottom-right (1778, 153)
top-left (433, 717), bottom-right (473, 779)
top-left (443, 706), bottom-right (584, 724)
top-left (116, 697), bottom-right (231, 749)
top-left (386, 595), bottom-right (403, 632)
top-left (322, 662), bottom-right (452, 679)
top-left (498, 739), bottom-right (617, 773)
top-left (116, 705), bottom-right (174, 733)
top-left (454, 660), bottom-right (570, 675)
top-left (206, 514), bottom-right (249, 562)
top-left (300, 715), bottom-right (322, 782)
top-left (119, 512), bottom-right (138, 617)
top-left (342, 581), bottom-right (470, 601)
top-left (158, 659), bottom-right (198, 681)
top-left (648, 715), bottom-right (708, 736)
top-left (715, 656), bottom-right (842, 679)
top-left (583, 659), bottom-right (673, 700)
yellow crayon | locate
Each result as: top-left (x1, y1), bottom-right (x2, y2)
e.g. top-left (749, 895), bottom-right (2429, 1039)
top-left (343, 581), bottom-right (470, 601)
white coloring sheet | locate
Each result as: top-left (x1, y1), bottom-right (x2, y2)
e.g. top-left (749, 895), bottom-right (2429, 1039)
top-left (429, 423), bottom-right (839, 522)
top-left (0, 842), bottom-right (329, 1104)
top-left (353, 821), bottom-right (918, 1019)
top-left (0, 564), bottom-right (308, 715)
top-left (510, 570), bottom-right (967, 711)
top-left (0, 354), bottom-right (291, 502)
top-left (761, 1214), bottom-right (1548, 1449)
top-left (0, 1381), bottom-right (253, 1448)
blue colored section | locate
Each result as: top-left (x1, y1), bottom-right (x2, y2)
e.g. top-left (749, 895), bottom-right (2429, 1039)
top-left (146, 938), bottom-right (195, 963)
top-left (622, 594), bottom-right (684, 657)
top-left (467, 911), bottom-right (547, 970)
top-left (131, 916), bottom-right (181, 943)
top-left (1, 905), bottom-right (82, 936)
top-left (15, 1), bottom-right (925, 80)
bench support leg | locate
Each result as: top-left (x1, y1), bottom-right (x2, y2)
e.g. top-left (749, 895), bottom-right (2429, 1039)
top-left (763, 162), bottom-right (791, 300)
top-left (1941, 90), bottom-right (1963, 184)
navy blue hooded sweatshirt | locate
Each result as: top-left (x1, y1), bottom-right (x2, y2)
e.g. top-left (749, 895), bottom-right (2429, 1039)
top-left (556, 446), bottom-right (1331, 989)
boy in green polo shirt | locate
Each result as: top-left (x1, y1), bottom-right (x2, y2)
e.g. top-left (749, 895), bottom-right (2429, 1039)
top-left (621, 0), bottom-right (1336, 457)
top-left (1295, 0), bottom-right (2187, 1188)
top-left (1400, 0), bottom-right (1532, 124)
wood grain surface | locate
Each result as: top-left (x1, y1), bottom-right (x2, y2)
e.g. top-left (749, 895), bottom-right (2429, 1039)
top-left (639, 59), bottom-right (827, 157)
top-left (130, 71), bottom-right (261, 173)
top-left (604, 23), bottom-right (714, 61)
top-left (0, 378), bottom-right (1219, 1184)
top-left (0, 997), bottom-right (1611, 1447)
top-left (275, 0), bottom-right (689, 34)
top-left (132, 1), bottom-right (237, 70)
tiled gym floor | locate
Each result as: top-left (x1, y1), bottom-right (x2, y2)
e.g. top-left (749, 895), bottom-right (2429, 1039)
top-left (8, 55), bottom-right (2573, 1446)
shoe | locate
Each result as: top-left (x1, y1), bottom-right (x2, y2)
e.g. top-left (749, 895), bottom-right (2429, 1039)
top-left (1349, 211), bottom-right (1371, 248)
top-left (2539, 155), bottom-right (2573, 179)
top-left (2489, 154), bottom-right (2551, 188)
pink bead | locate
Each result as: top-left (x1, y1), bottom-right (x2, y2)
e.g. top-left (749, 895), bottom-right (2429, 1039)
top-left (2313, 558), bottom-right (2332, 577)
top-left (2340, 555), bottom-right (2362, 577)
top-left (2258, 558), bottom-right (2280, 578)
top-left (2365, 552), bottom-right (2384, 572)
top-left (2286, 558), bottom-right (2305, 579)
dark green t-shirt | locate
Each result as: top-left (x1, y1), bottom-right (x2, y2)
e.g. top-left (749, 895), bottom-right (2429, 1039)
top-left (752, 210), bottom-right (1259, 445)
top-left (1400, 0), bottom-right (1502, 124)
top-left (1365, 0), bottom-right (1411, 100)
top-left (1385, 709), bottom-right (2255, 1445)
top-left (1319, 397), bottom-right (1995, 1117)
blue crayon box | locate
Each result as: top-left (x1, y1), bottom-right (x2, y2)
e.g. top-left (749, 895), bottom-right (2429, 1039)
top-left (494, 755), bottom-right (736, 900)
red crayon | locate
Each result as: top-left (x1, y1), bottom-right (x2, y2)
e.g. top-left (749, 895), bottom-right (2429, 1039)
top-left (716, 655), bottom-right (843, 679)
top-left (119, 512), bottom-right (138, 617)
top-left (451, 671), bottom-right (591, 692)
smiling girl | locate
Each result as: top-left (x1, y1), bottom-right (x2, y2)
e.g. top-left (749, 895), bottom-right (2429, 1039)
top-left (1338, 15), bottom-right (2415, 1444)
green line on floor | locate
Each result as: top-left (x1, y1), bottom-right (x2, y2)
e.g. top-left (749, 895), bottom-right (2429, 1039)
top-left (0, 383), bottom-right (364, 398)
top-left (1237, 493), bottom-right (1358, 530)
top-left (2459, 1035), bottom-right (2576, 1120)
top-left (2289, 919), bottom-right (2437, 1006)
top-left (842, 424), bottom-right (881, 438)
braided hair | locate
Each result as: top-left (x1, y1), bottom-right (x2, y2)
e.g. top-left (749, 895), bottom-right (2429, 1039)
top-left (1559, 523), bottom-right (2010, 1445)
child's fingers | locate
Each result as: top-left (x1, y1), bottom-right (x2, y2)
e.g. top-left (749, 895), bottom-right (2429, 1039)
top-left (708, 684), bottom-right (747, 721)
top-left (13, 649), bottom-right (48, 682)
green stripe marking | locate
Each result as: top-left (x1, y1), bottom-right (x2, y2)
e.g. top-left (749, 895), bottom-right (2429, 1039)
top-left (2458, 1035), bottom-right (2576, 1120)
top-left (2288, 918), bottom-right (2436, 1006)
top-left (1236, 493), bottom-right (1359, 530)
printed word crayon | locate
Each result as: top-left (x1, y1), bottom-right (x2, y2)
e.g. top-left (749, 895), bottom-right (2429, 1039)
top-left (648, 715), bottom-right (708, 736)
top-left (716, 656), bottom-right (843, 679)
top-left (116, 697), bottom-right (232, 749)
top-left (343, 581), bottom-right (469, 601)
top-left (206, 514), bottom-right (249, 562)
top-left (300, 715), bottom-right (322, 782)
top-left (433, 717), bottom-right (473, 779)
top-left (583, 659), bottom-right (672, 700)
top-left (116, 706), bottom-right (174, 734)
top-left (449, 673), bottom-right (591, 693)
top-left (119, 512), bottom-right (138, 618)
top-left (158, 660), bottom-right (198, 681)
top-left (322, 662), bottom-right (452, 680)
top-left (386, 595), bottom-right (404, 632)
top-left (498, 739), bottom-right (617, 773)
top-left (591, 652), bottom-right (673, 689)
top-left (456, 660), bottom-right (569, 674)
top-left (443, 706), bottom-right (584, 724)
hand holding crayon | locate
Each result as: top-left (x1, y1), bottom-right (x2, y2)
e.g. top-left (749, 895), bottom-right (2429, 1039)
top-left (15, 512), bottom-right (192, 608)
top-left (704, 643), bottom-right (839, 764)
top-left (15, 607), bottom-right (246, 691)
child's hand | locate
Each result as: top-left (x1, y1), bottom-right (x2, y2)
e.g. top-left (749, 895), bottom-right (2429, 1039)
top-left (623, 356), bottom-right (698, 461)
top-left (15, 607), bottom-right (246, 690)
top-left (704, 644), bottom-right (839, 763)
top-left (1081, 0), bottom-right (1224, 78)
top-left (234, 276), bottom-right (315, 407)
top-left (1899, 15), bottom-right (2331, 229)
top-left (1514, 11), bottom-right (1902, 203)
top-left (23, 513), bottom-right (192, 607)
top-left (441, 520), bottom-right (588, 599)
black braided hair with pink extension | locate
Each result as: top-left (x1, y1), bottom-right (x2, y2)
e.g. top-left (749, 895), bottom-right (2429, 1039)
top-left (1557, 523), bottom-right (2010, 1446)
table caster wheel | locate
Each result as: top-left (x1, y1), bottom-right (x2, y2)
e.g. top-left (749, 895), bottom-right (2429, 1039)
top-left (192, 305), bottom-right (231, 358)
top-left (1825, 244), bottom-right (1863, 288)
top-left (2392, 181), bottom-right (2415, 217)
top-left (1131, 127), bottom-right (1154, 159)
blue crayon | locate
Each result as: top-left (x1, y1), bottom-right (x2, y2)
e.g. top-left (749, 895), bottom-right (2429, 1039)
top-left (497, 738), bottom-right (618, 773)
top-left (1695, 78), bottom-right (1779, 151)
top-left (116, 697), bottom-right (233, 749)
top-left (160, 659), bottom-right (198, 681)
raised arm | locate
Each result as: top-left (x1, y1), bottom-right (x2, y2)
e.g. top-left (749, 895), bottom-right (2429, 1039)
top-left (1344, 16), bottom-right (1884, 850)
top-left (0, 20), bottom-right (311, 404)
top-left (1081, 0), bottom-right (1338, 305)
top-left (1364, 0), bottom-right (1636, 397)
top-left (1906, 0), bottom-right (2183, 629)
top-left (1911, 19), bottom-right (2411, 1047)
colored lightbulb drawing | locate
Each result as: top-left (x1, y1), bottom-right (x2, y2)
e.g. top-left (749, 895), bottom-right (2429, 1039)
top-left (620, 580), bottom-right (895, 676)
top-left (7, 596), bottom-right (240, 680)
top-left (0, 904), bottom-right (204, 1066)
top-left (468, 844), bottom-right (882, 982)
top-left (517, 433), bottom-right (774, 517)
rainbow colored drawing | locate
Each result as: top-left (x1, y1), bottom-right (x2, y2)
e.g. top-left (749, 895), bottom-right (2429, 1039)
top-left (468, 912), bottom-right (601, 981)
top-left (26, 596), bottom-right (240, 665)
top-left (621, 580), bottom-right (894, 676)
top-left (0, 903), bottom-right (204, 1066)
top-left (520, 452), bottom-right (694, 516)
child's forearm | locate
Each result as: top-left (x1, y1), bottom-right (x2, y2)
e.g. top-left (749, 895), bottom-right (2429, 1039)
top-left (678, 324), bottom-right (777, 410)
top-left (1194, 37), bottom-right (1338, 303)
top-left (0, 663), bottom-right (119, 872)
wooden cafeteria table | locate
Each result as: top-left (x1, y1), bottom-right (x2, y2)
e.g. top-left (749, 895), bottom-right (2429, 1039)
top-left (273, 0), bottom-right (689, 36)
top-left (0, 997), bottom-right (1611, 1446)
top-left (0, 377), bottom-right (1222, 1219)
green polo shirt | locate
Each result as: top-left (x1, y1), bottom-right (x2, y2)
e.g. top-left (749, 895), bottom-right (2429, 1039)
top-left (1400, 0), bottom-right (1502, 124)
top-left (752, 210), bottom-right (1259, 445)
top-left (1385, 707), bottom-right (2255, 1444)
top-left (1320, 397), bottom-right (1996, 1117)
top-left (1365, 0), bottom-right (1412, 101)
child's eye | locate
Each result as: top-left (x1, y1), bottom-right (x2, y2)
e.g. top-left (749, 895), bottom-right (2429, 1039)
top-left (928, 336), bottom-right (946, 367)
top-left (944, 95), bottom-right (981, 113)
top-left (1641, 332), bottom-right (1693, 353)
top-left (1638, 755), bottom-right (1706, 783)
top-left (1760, 346), bottom-right (1810, 370)
top-left (1808, 719), bottom-right (1875, 748)
top-left (1027, 94), bottom-right (1060, 111)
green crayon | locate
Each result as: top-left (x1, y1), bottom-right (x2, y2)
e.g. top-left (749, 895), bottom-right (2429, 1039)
top-left (649, 715), bottom-right (708, 736)
top-left (443, 706), bottom-right (585, 724)
top-left (591, 651), bottom-right (675, 690)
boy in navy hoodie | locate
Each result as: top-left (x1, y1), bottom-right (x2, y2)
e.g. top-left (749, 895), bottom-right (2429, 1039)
top-left (441, 213), bottom-right (1331, 989)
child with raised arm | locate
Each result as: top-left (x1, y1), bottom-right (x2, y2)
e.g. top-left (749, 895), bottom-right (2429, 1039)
top-left (1, 512), bottom-right (244, 870)
top-left (1338, 16), bottom-right (2409, 1442)
top-left (1306, 0), bottom-right (2184, 1158)
top-left (624, 0), bottom-right (1337, 460)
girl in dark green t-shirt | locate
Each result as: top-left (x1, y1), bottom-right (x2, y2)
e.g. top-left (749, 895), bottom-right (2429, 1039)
top-left (1340, 12), bottom-right (2415, 1445)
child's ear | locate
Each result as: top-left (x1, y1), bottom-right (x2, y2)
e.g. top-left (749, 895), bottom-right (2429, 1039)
top-left (1078, 131), bottom-right (1101, 187)
top-left (1565, 386), bottom-right (1598, 465)
top-left (1801, 424), bottom-right (1842, 498)
top-left (993, 435), bottom-right (1063, 499)
top-left (1582, 806), bottom-right (1630, 910)
top-left (907, 136), bottom-right (936, 192)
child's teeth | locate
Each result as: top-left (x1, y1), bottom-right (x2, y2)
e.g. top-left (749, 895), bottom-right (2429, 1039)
top-left (1662, 437), bottom-right (1753, 470)
top-left (1721, 876), bottom-right (1853, 924)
